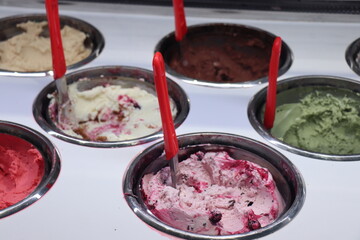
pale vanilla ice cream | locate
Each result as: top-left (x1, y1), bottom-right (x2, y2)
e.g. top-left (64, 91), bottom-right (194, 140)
top-left (0, 21), bottom-right (91, 72)
top-left (49, 78), bottom-right (178, 141)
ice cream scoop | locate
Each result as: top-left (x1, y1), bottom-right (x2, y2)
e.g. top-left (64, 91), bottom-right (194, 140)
top-left (153, 52), bottom-right (179, 188)
top-left (264, 37), bottom-right (282, 129)
top-left (172, 0), bottom-right (187, 41)
top-left (45, 0), bottom-right (76, 128)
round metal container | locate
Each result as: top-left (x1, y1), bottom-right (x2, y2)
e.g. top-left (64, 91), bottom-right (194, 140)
top-left (123, 132), bottom-right (305, 240)
top-left (0, 121), bottom-right (61, 219)
top-left (0, 14), bottom-right (104, 77)
top-left (345, 38), bottom-right (360, 77)
top-left (155, 23), bottom-right (293, 88)
top-left (33, 65), bottom-right (190, 148)
top-left (248, 75), bottom-right (360, 161)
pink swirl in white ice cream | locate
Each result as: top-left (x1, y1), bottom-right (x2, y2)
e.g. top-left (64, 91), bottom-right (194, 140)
top-left (49, 78), bottom-right (177, 141)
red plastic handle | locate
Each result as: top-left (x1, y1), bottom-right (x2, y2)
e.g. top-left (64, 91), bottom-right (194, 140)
top-left (172, 0), bottom-right (187, 41)
top-left (153, 52), bottom-right (179, 160)
top-left (264, 37), bottom-right (282, 129)
top-left (45, 0), bottom-right (66, 79)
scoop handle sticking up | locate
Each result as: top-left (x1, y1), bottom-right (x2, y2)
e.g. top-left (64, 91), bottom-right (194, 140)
top-left (45, 0), bottom-right (66, 79)
top-left (264, 37), bottom-right (282, 129)
top-left (46, 0), bottom-right (76, 127)
top-left (172, 0), bottom-right (187, 41)
top-left (153, 52), bottom-right (179, 188)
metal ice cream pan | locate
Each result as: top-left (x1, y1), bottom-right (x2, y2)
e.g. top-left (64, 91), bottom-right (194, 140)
top-left (0, 14), bottom-right (104, 77)
top-left (155, 23), bottom-right (293, 88)
top-left (0, 120), bottom-right (61, 219)
top-left (32, 65), bottom-right (190, 148)
top-left (123, 132), bottom-right (305, 240)
top-left (248, 75), bottom-right (360, 161)
top-left (345, 37), bottom-right (360, 77)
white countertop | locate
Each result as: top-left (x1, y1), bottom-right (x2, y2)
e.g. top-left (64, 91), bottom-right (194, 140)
top-left (1, 2), bottom-right (360, 240)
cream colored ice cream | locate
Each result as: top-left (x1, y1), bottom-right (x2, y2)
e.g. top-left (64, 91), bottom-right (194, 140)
top-left (0, 21), bottom-right (91, 72)
top-left (49, 78), bottom-right (178, 141)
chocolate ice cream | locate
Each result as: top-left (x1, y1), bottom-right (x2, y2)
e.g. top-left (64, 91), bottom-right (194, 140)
top-left (158, 23), bottom-right (292, 84)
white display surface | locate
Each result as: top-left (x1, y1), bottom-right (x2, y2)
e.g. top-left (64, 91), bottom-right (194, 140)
top-left (1, 2), bottom-right (360, 240)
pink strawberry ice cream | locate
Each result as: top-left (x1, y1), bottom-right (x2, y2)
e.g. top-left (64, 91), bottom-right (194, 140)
top-left (142, 151), bottom-right (285, 235)
top-left (0, 133), bottom-right (45, 210)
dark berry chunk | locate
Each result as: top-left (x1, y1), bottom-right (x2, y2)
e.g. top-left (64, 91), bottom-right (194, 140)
top-left (248, 219), bottom-right (261, 230)
top-left (228, 200), bottom-right (236, 208)
top-left (209, 211), bottom-right (222, 225)
top-left (195, 151), bottom-right (205, 160)
top-left (247, 201), bottom-right (254, 207)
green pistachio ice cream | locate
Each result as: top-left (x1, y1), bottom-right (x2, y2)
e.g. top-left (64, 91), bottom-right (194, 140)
top-left (270, 89), bottom-right (360, 155)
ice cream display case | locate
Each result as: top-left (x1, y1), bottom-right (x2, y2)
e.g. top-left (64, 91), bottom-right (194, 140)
top-left (1, 0), bottom-right (360, 240)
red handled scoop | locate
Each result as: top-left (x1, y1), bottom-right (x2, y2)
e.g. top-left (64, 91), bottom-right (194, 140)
top-left (45, 0), bottom-right (65, 79)
top-left (153, 52), bottom-right (179, 188)
top-left (45, 0), bottom-right (76, 127)
top-left (264, 37), bottom-right (282, 129)
top-left (172, 0), bottom-right (187, 41)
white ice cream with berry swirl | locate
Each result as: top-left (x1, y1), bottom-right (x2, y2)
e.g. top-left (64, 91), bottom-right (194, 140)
top-left (142, 151), bottom-right (285, 235)
top-left (49, 78), bottom-right (177, 141)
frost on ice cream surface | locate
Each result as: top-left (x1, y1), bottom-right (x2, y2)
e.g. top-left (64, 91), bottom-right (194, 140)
top-left (142, 151), bottom-right (285, 236)
top-left (48, 78), bottom-right (178, 141)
